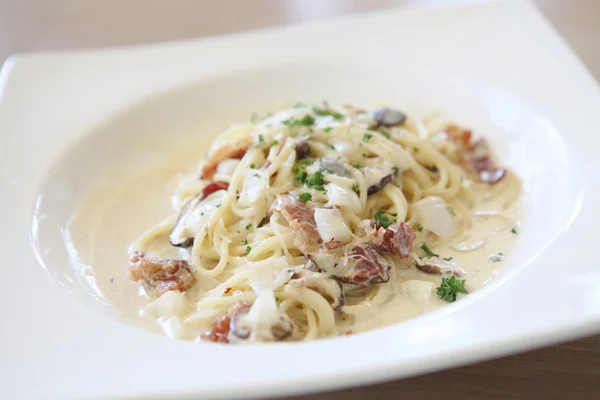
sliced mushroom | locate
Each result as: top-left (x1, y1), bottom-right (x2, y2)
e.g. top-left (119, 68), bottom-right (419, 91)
top-left (414, 256), bottom-right (466, 276)
top-left (316, 157), bottom-right (351, 177)
top-left (169, 190), bottom-right (226, 248)
top-left (228, 289), bottom-right (293, 343)
top-left (367, 166), bottom-right (399, 196)
top-left (289, 269), bottom-right (345, 311)
top-left (373, 108), bottom-right (407, 128)
top-left (295, 141), bottom-right (310, 160)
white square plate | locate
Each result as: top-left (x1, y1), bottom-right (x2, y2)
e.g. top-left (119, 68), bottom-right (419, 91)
top-left (1, 0), bottom-right (599, 398)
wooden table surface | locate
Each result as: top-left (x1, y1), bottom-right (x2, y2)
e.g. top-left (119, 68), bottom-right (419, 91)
top-left (2, 0), bottom-right (599, 399)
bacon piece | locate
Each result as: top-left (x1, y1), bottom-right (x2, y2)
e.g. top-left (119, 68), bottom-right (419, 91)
top-left (201, 181), bottom-right (228, 198)
top-left (339, 244), bottom-right (391, 285)
top-left (325, 240), bottom-right (345, 251)
top-left (128, 252), bottom-right (195, 297)
top-left (367, 221), bottom-right (416, 258)
top-left (273, 194), bottom-right (322, 253)
top-left (445, 124), bottom-right (506, 185)
top-left (201, 301), bottom-right (252, 344)
top-left (201, 137), bottom-right (252, 180)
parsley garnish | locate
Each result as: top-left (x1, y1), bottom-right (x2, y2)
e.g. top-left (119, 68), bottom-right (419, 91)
top-left (299, 192), bottom-right (312, 201)
top-left (489, 253), bottom-right (504, 262)
top-left (416, 222), bottom-right (423, 232)
top-left (413, 147), bottom-right (419, 153)
top-left (250, 163), bottom-right (256, 169)
top-left (306, 170), bottom-right (325, 190)
top-left (436, 276), bottom-right (468, 302)
top-left (420, 243), bottom-right (439, 258)
top-left (246, 246), bottom-right (251, 253)
top-left (443, 257), bottom-right (453, 262)
top-left (253, 173), bottom-right (260, 178)
top-left (447, 206), bottom-right (456, 216)
top-left (379, 128), bottom-right (390, 139)
top-left (270, 140), bottom-right (279, 147)
top-left (352, 164), bottom-right (364, 169)
top-left (296, 159), bottom-right (313, 166)
top-left (258, 134), bottom-right (265, 143)
top-left (312, 105), bottom-right (343, 120)
top-left (323, 127), bottom-right (333, 133)
top-left (242, 238), bottom-right (248, 245)
top-left (511, 226), bottom-right (518, 234)
top-left (374, 210), bottom-right (397, 229)
top-left (283, 115), bottom-right (315, 127)
top-left (363, 133), bottom-right (373, 142)
top-left (295, 168), bottom-right (308, 183)
top-left (327, 144), bottom-right (335, 150)
top-left (245, 224), bottom-right (252, 230)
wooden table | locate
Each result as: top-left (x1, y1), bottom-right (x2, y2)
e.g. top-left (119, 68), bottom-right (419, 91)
top-left (2, 1), bottom-right (599, 399)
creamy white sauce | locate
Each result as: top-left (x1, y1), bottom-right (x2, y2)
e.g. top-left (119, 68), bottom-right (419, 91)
top-left (66, 140), bottom-right (520, 339)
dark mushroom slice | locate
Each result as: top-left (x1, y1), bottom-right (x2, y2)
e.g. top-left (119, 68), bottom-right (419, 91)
top-left (316, 157), bottom-right (351, 177)
top-left (169, 183), bottom-right (228, 248)
top-left (367, 166), bottom-right (399, 196)
top-left (295, 141), bottom-right (310, 160)
top-left (229, 302), bottom-right (253, 340)
top-left (289, 269), bottom-right (345, 312)
top-left (228, 292), bottom-right (294, 342)
top-left (415, 256), bottom-right (466, 276)
top-left (373, 108), bottom-right (407, 128)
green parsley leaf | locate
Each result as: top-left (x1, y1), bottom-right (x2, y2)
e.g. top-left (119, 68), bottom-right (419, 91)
top-left (327, 144), bottom-right (335, 150)
top-left (282, 115), bottom-right (315, 127)
top-left (352, 164), bottom-right (364, 169)
top-left (245, 223), bottom-right (252, 230)
top-left (443, 257), bottom-right (453, 262)
top-left (270, 140), bottom-right (279, 147)
top-left (299, 192), bottom-right (312, 201)
top-left (242, 238), bottom-right (248, 245)
top-left (296, 159), bottom-right (313, 166)
top-left (374, 210), bottom-right (398, 229)
top-left (253, 173), bottom-right (260, 178)
top-left (306, 170), bottom-right (325, 190)
top-left (295, 168), bottom-right (308, 183)
top-left (246, 246), bottom-right (251, 253)
top-left (250, 163), bottom-right (256, 169)
top-left (489, 253), bottom-right (504, 262)
top-left (413, 146), bottom-right (419, 153)
top-left (323, 127), bottom-right (333, 133)
top-left (363, 133), bottom-right (373, 142)
top-left (420, 243), bottom-right (439, 258)
top-left (447, 206), bottom-right (456, 216)
top-left (379, 128), bottom-right (390, 139)
top-left (312, 105), bottom-right (343, 120)
top-left (258, 134), bottom-right (265, 143)
top-left (436, 276), bottom-right (468, 302)
top-left (511, 226), bottom-right (518, 234)
top-left (416, 222), bottom-right (423, 232)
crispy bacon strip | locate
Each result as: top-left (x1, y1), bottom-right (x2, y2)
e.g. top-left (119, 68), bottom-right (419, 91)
top-left (201, 137), bottom-right (252, 180)
top-left (273, 194), bottom-right (322, 253)
top-left (325, 240), bottom-right (345, 251)
top-left (445, 124), bottom-right (506, 184)
top-left (128, 252), bottom-right (195, 297)
top-left (201, 181), bottom-right (229, 198)
top-left (367, 221), bottom-right (416, 258)
top-left (201, 301), bottom-right (252, 344)
top-left (339, 244), bottom-right (391, 285)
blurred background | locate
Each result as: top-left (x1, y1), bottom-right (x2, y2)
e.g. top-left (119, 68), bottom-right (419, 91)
top-left (1, 0), bottom-right (598, 78)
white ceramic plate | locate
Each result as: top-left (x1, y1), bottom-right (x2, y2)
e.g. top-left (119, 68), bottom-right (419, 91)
top-left (1, 0), bottom-right (600, 398)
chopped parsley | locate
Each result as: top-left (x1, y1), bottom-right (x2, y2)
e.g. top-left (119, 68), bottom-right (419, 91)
top-left (378, 128), bottom-right (390, 139)
top-left (245, 223), bottom-right (252, 230)
top-left (270, 140), bottom-right (279, 147)
top-left (416, 222), bottom-right (423, 232)
top-left (352, 183), bottom-right (359, 192)
top-left (258, 134), bottom-right (265, 143)
top-left (295, 168), bottom-right (308, 183)
top-left (253, 173), bottom-right (260, 178)
top-left (312, 105), bottom-right (343, 120)
top-left (323, 127), bottom-right (333, 133)
top-left (363, 133), bottom-right (373, 142)
top-left (327, 144), bottom-right (335, 150)
top-left (447, 206), bottom-right (456, 216)
top-left (420, 243), bottom-right (439, 258)
top-left (443, 257), bottom-right (453, 262)
top-left (436, 276), bottom-right (468, 302)
top-left (299, 192), bottom-right (312, 201)
top-left (511, 226), bottom-right (518, 234)
top-left (296, 159), bottom-right (313, 166)
top-left (250, 163), bottom-right (256, 169)
top-left (489, 253), bottom-right (504, 262)
top-left (306, 170), bottom-right (325, 190)
top-left (374, 210), bottom-right (397, 229)
top-left (282, 115), bottom-right (315, 127)
top-left (413, 146), bottom-right (419, 153)
top-left (246, 246), bottom-right (251, 254)
top-left (242, 237), bottom-right (248, 245)
top-left (352, 164), bottom-right (364, 169)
